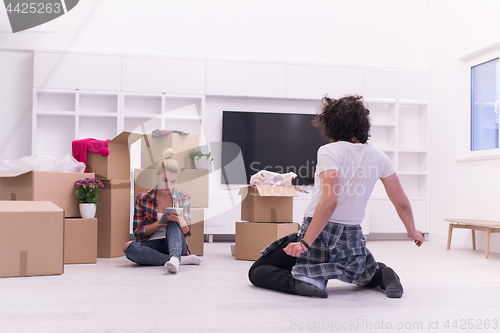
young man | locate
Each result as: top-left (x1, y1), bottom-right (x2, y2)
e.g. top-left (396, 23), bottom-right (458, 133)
top-left (248, 95), bottom-right (424, 298)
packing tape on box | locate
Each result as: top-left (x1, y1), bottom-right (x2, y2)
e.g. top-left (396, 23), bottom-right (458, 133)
top-left (102, 182), bottom-right (131, 190)
top-left (142, 134), bottom-right (155, 163)
top-left (20, 251), bottom-right (27, 277)
top-left (271, 209), bottom-right (276, 223)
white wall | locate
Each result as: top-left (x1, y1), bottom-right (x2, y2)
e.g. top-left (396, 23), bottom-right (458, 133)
top-left (0, 0), bottom-right (429, 68)
top-left (0, 49), bottom-right (33, 161)
top-left (427, 1), bottom-right (500, 252)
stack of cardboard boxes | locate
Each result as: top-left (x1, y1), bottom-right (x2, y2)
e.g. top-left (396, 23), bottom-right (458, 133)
top-left (86, 132), bottom-right (137, 258)
top-left (134, 132), bottom-right (208, 256)
top-left (235, 185), bottom-right (301, 261)
top-left (0, 170), bottom-right (97, 277)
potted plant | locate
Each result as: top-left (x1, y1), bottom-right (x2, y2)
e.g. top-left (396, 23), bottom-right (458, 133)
top-left (189, 150), bottom-right (213, 169)
top-left (75, 177), bottom-right (104, 218)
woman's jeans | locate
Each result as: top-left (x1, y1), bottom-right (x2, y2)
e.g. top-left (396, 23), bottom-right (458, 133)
top-left (124, 222), bottom-right (188, 266)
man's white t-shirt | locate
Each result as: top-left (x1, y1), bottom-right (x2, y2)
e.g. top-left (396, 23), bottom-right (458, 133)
top-left (303, 142), bottom-right (395, 225)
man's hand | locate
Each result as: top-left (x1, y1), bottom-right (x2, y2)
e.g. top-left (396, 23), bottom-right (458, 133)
top-left (283, 242), bottom-right (307, 257)
top-left (408, 229), bottom-right (424, 247)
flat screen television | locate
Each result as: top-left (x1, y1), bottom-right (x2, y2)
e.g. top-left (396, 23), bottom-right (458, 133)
top-left (221, 111), bottom-right (330, 185)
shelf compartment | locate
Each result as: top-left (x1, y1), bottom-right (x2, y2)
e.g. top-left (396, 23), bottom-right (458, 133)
top-left (164, 97), bottom-right (202, 119)
top-left (366, 100), bottom-right (396, 125)
top-left (398, 104), bottom-right (428, 151)
top-left (367, 198), bottom-right (427, 233)
top-left (124, 95), bottom-right (161, 115)
top-left (398, 174), bottom-right (427, 198)
top-left (37, 92), bottom-right (75, 112)
top-left (398, 151), bottom-right (428, 173)
top-left (78, 116), bottom-right (117, 140)
top-left (79, 93), bottom-right (118, 114)
top-left (163, 118), bottom-right (201, 135)
top-left (124, 116), bottom-right (162, 134)
top-left (36, 114), bottom-right (75, 157)
top-left (370, 180), bottom-right (388, 198)
top-left (368, 126), bottom-right (396, 151)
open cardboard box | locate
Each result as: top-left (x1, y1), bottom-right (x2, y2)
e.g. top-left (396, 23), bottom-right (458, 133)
top-left (235, 222), bottom-right (300, 261)
top-left (0, 171), bottom-right (95, 218)
top-left (86, 131), bottom-right (142, 180)
top-left (237, 185), bottom-right (302, 223)
top-left (141, 133), bottom-right (199, 169)
top-left (0, 201), bottom-right (64, 278)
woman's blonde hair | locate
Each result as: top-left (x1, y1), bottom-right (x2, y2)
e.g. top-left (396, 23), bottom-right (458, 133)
top-left (156, 148), bottom-right (179, 175)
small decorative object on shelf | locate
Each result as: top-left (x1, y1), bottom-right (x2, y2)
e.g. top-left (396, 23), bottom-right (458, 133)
top-left (75, 178), bottom-right (104, 218)
top-left (189, 150), bottom-right (213, 169)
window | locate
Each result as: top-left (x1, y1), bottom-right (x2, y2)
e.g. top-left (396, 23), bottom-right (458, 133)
top-left (459, 44), bottom-right (500, 161)
top-left (470, 58), bottom-right (499, 151)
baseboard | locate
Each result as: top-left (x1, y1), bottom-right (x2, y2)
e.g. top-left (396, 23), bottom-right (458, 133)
top-left (365, 232), bottom-right (430, 241)
top-left (204, 234), bottom-right (235, 242)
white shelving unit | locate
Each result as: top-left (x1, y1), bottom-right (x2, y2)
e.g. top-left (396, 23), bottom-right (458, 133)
top-left (32, 89), bottom-right (204, 158)
top-left (365, 99), bottom-right (429, 233)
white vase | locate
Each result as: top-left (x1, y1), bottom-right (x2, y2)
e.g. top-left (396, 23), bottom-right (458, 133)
top-left (194, 157), bottom-right (210, 169)
top-left (79, 203), bottom-right (97, 218)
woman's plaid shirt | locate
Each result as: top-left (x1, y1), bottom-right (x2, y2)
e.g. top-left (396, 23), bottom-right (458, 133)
top-left (133, 187), bottom-right (192, 241)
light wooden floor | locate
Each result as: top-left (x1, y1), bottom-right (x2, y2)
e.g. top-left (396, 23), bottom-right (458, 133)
top-left (1, 240), bottom-right (500, 333)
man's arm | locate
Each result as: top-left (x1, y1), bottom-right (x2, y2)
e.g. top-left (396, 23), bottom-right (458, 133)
top-left (380, 173), bottom-right (424, 247)
top-left (283, 169), bottom-right (339, 257)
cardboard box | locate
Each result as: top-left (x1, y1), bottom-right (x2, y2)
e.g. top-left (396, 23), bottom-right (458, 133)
top-left (96, 180), bottom-right (131, 258)
top-left (0, 171), bottom-right (95, 218)
top-left (64, 218), bottom-right (98, 264)
top-left (141, 133), bottom-right (199, 169)
top-left (134, 168), bottom-right (209, 208)
top-left (235, 222), bottom-right (300, 261)
top-left (188, 208), bottom-right (205, 256)
top-left (238, 185), bottom-right (298, 223)
top-left (0, 201), bottom-right (64, 278)
top-left (86, 131), bottom-right (142, 180)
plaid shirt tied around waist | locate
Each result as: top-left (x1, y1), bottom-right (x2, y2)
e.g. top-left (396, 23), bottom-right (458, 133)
top-left (261, 217), bottom-right (377, 286)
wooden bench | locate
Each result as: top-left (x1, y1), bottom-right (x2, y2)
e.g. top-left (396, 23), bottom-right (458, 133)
top-left (446, 219), bottom-right (500, 259)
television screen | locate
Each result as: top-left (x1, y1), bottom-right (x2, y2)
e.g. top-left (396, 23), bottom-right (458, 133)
top-left (221, 111), bottom-right (330, 185)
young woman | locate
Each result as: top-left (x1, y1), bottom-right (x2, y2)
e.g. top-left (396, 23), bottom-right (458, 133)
top-left (124, 148), bottom-right (201, 273)
top-left (249, 95), bottom-right (424, 298)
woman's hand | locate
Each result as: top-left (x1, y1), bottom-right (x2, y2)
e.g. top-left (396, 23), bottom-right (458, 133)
top-left (283, 242), bottom-right (307, 257)
top-left (166, 213), bottom-right (187, 227)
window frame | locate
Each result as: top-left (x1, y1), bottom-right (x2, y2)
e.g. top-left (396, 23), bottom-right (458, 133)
top-left (458, 46), bottom-right (500, 162)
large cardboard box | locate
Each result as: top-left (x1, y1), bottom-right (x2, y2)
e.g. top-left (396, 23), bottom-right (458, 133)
top-left (134, 168), bottom-right (209, 208)
top-left (96, 180), bottom-right (131, 258)
top-left (86, 131), bottom-right (142, 180)
top-left (238, 185), bottom-right (298, 223)
top-left (189, 208), bottom-right (205, 256)
top-left (141, 133), bottom-right (199, 169)
top-left (235, 222), bottom-right (300, 261)
top-left (64, 218), bottom-right (98, 264)
top-left (0, 171), bottom-right (95, 218)
top-left (0, 201), bottom-right (64, 278)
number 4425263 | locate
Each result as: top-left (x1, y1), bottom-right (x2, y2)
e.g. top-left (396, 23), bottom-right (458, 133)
top-left (5, 2), bottom-right (62, 14)
top-left (444, 319), bottom-right (498, 330)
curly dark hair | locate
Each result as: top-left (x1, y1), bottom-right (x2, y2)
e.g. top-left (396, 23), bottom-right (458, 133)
top-left (313, 95), bottom-right (371, 143)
